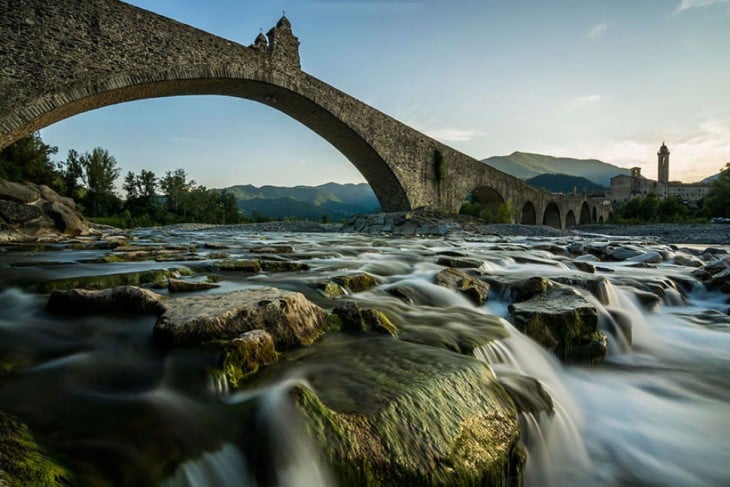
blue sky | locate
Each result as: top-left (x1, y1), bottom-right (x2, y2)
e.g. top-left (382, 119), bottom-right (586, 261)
top-left (40, 0), bottom-right (730, 188)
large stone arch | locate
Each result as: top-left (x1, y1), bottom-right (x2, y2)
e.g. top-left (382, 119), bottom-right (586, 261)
top-left (565, 210), bottom-right (577, 228)
top-left (579, 202), bottom-right (592, 225)
top-left (0, 0), bottom-right (605, 218)
top-left (542, 202), bottom-right (561, 228)
top-left (521, 201), bottom-right (537, 225)
top-left (0, 67), bottom-right (413, 212)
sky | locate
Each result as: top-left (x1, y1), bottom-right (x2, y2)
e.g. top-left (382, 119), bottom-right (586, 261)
top-left (40, 0), bottom-right (730, 188)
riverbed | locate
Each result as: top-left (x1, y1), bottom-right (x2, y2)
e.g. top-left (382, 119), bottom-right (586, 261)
top-left (0, 226), bottom-right (728, 486)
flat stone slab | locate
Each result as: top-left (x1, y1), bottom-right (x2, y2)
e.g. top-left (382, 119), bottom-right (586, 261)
top-left (154, 288), bottom-right (327, 347)
top-left (46, 285), bottom-right (166, 314)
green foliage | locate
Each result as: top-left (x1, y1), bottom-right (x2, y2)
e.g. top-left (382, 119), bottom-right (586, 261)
top-left (434, 149), bottom-right (446, 182)
top-left (0, 133), bottom-right (61, 190)
top-left (460, 198), bottom-right (513, 223)
top-left (610, 194), bottom-right (707, 224)
top-left (704, 162), bottom-right (730, 218)
top-left (76, 147), bottom-right (122, 217)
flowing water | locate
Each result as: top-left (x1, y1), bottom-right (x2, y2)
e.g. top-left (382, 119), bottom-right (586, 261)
top-left (0, 228), bottom-right (728, 486)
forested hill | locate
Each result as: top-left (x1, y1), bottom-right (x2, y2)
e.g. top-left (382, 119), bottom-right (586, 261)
top-left (526, 173), bottom-right (606, 194)
top-left (482, 151), bottom-right (629, 187)
top-left (220, 182), bottom-right (379, 221)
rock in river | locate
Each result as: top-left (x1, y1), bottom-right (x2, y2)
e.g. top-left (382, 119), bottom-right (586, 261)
top-left (46, 285), bottom-right (166, 315)
top-left (259, 337), bottom-right (524, 486)
top-left (154, 288), bottom-right (327, 348)
top-left (509, 287), bottom-right (607, 363)
top-left (434, 267), bottom-right (490, 306)
top-left (221, 329), bottom-right (279, 388)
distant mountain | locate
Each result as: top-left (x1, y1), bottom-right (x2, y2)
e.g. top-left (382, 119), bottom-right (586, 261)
top-left (220, 182), bottom-right (379, 221)
top-left (527, 173), bottom-right (607, 194)
top-left (482, 151), bottom-right (629, 187)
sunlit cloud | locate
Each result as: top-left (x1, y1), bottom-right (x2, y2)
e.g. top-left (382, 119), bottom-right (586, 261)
top-left (675, 0), bottom-right (730, 13)
top-left (568, 94), bottom-right (602, 108)
top-left (545, 119), bottom-right (730, 182)
top-left (587, 22), bottom-right (608, 39)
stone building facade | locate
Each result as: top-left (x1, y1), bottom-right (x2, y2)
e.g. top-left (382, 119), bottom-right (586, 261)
top-left (607, 143), bottom-right (710, 206)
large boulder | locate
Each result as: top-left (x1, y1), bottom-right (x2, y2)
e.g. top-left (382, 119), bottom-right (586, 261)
top-left (0, 200), bottom-right (42, 224)
top-left (434, 267), bottom-right (490, 305)
top-left (154, 288), bottom-right (328, 348)
top-left (268, 337), bottom-right (524, 486)
top-left (0, 179), bottom-right (39, 204)
top-left (42, 201), bottom-right (86, 235)
top-left (46, 285), bottom-right (166, 315)
top-left (509, 287), bottom-right (607, 363)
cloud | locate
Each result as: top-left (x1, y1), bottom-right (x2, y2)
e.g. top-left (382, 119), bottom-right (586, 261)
top-left (545, 119), bottom-right (730, 182)
top-left (568, 94), bottom-right (602, 109)
top-left (675, 0), bottom-right (730, 13)
top-left (587, 22), bottom-right (608, 39)
top-left (424, 128), bottom-right (482, 143)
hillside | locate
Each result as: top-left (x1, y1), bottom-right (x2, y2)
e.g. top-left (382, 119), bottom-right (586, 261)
top-left (527, 173), bottom-right (606, 194)
top-left (482, 151), bottom-right (629, 187)
top-left (220, 182), bottom-right (379, 221)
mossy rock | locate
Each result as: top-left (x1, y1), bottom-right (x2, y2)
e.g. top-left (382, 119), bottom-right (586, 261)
top-left (222, 330), bottom-right (279, 388)
top-left (213, 259), bottom-right (262, 272)
top-left (261, 337), bottom-right (524, 486)
top-left (0, 410), bottom-right (73, 486)
top-left (509, 287), bottom-right (607, 363)
top-left (37, 267), bottom-right (192, 293)
top-left (259, 260), bottom-right (310, 272)
top-left (332, 273), bottom-right (378, 293)
top-left (318, 281), bottom-right (346, 299)
top-left (332, 302), bottom-right (397, 337)
top-left (434, 267), bottom-right (490, 306)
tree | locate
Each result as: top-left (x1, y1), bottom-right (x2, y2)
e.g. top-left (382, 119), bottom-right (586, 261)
top-left (160, 169), bottom-right (194, 217)
top-left (59, 149), bottom-right (83, 199)
top-left (0, 132), bottom-right (61, 188)
top-left (78, 147), bottom-right (121, 217)
top-left (704, 163), bottom-right (730, 218)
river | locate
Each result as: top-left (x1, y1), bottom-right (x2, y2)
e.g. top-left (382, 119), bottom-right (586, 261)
top-left (0, 227), bottom-right (728, 486)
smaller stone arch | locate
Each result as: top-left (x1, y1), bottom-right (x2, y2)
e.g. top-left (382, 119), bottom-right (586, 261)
top-left (543, 202), bottom-right (562, 229)
top-left (579, 202), bottom-right (591, 225)
top-left (460, 186), bottom-right (508, 222)
top-left (598, 215), bottom-right (605, 223)
top-left (592, 206), bottom-right (597, 223)
top-left (521, 201), bottom-right (537, 225)
top-left (565, 210), bottom-right (577, 228)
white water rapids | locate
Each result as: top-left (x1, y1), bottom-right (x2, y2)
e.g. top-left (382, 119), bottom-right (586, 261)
top-left (0, 229), bottom-right (728, 485)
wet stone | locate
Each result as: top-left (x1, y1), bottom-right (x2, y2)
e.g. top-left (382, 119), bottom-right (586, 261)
top-left (332, 272), bottom-right (377, 293)
top-left (250, 245), bottom-right (294, 254)
top-left (46, 285), bottom-right (166, 315)
top-left (509, 287), bottom-right (606, 363)
top-left (221, 329), bottom-right (279, 387)
top-left (332, 301), bottom-right (398, 337)
top-left (154, 288), bottom-right (327, 348)
top-left (434, 267), bottom-right (490, 306)
top-left (167, 278), bottom-right (220, 293)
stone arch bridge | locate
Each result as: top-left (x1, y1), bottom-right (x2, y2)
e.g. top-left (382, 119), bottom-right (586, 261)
top-left (0, 0), bottom-right (609, 228)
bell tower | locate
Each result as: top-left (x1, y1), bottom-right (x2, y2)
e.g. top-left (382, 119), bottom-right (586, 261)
top-left (657, 142), bottom-right (669, 185)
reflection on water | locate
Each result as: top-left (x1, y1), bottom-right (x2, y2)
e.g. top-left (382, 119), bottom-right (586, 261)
top-left (0, 229), bottom-right (728, 485)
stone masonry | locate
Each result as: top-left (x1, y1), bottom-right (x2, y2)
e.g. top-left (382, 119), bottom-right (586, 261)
top-left (0, 0), bottom-right (609, 227)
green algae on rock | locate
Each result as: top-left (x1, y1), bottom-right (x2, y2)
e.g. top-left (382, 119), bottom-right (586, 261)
top-left (222, 330), bottom-right (279, 388)
top-left (332, 273), bottom-right (378, 293)
top-left (509, 287), bottom-right (607, 363)
top-left (434, 267), bottom-right (490, 306)
top-left (278, 337), bottom-right (524, 486)
top-left (332, 301), bottom-right (398, 337)
top-left (0, 410), bottom-right (73, 486)
top-left (37, 267), bottom-right (192, 293)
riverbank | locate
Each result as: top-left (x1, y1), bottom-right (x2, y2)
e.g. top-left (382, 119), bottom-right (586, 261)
top-left (138, 218), bottom-right (729, 246)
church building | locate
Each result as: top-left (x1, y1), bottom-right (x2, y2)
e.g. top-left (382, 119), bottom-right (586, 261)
top-left (607, 143), bottom-right (710, 206)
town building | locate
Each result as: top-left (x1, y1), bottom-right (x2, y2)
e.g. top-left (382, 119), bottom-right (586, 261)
top-left (607, 143), bottom-right (710, 206)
